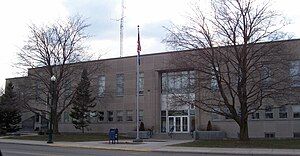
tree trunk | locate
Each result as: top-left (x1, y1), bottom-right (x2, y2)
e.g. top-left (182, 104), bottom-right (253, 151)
top-left (53, 116), bottom-right (60, 134)
top-left (239, 120), bottom-right (249, 141)
top-left (82, 127), bottom-right (84, 133)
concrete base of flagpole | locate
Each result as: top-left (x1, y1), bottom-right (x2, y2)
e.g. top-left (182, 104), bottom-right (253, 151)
top-left (133, 138), bottom-right (143, 143)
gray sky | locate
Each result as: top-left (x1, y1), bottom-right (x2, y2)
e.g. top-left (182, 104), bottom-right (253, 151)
top-left (0, 0), bottom-right (299, 88)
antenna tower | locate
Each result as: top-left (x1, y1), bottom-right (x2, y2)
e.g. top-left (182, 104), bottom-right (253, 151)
top-left (120, 0), bottom-right (125, 57)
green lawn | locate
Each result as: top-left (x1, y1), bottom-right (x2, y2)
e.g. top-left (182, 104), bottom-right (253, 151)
top-left (174, 139), bottom-right (300, 149)
top-left (6, 133), bottom-right (128, 142)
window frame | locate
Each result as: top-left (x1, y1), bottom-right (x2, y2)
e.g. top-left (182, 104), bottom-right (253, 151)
top-left (116, 74), bottom-right (125, 96)
top-left (98, 75), bottom-right (106, 97)
top-left (97, 111), bottom-right (105, 122)
top-left (211, 66), bottom-right (219, 91)
top-left (279, 105), bottom-right (288, 119)
top-left (139, 72), bottom-right (144, 95)
top-left (292, 105), bottom-right (300, 118)
top-left (290, 60), bottom-right (300, 87)
top-left (139, 110), bottom-right (144, 122)
top-left (116, 110), bottom-right (124, 122)
top-left (251, 112), bottom-right (260, 120)
top-left (265, 105), bottom-right (273, 119)
top-left (107, 111), bottom-right (114, 122)
top-left (265, 132), bottom-right (275, 138)
top-left (125, 110), bottom-right (133, 122)
top-left (63, 111), bottom-right (70, 123)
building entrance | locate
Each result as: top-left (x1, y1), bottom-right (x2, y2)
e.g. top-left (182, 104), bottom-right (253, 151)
top-left (168, 116), bottom-right (189, 133)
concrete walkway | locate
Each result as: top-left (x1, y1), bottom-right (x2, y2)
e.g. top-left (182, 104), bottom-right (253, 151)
top-left (1, 138), bottom-right (300, 155)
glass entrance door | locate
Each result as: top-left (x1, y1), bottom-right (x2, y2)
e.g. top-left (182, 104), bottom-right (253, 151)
top-left (169, 117), bottom-right (174, 132)
top-left (168, 116), bottom-right (189, 133)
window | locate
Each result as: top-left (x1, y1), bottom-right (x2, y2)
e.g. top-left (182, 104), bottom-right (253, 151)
top-left (116, 74), bottom-right (124, 96)
top-left (107, 111), bottom-right (114, 122)
top-left (290, 60), bottom-right (300, 87)
top-left (211, 67), bottom-right (219, 91)
top-left (139, 110), bottom-right (144, 121)
top-left (63, 112), bottom-right (70, 123)
top-left (35, 81), bottom-right (40, 101)
top-left (211, 107), bottom-right (220, 120)
top-left (89, 112), bottom-right (97, 123)
top-left (190, 109), bottom-right (195, 115)
top-left (125, 110), bottom-right (133, 121)
top-left (262, 65), bottom-right (272, 87)
top-left (116, 110), bottom-right (123, 122)
top-left (212, 113), bottom-right (220, 120)
top-left (265, 105), bottom-right (273, 119)
top-left (139, 73), bottom-right (144, 95)
top-left (189, 71), bottom-right (196, 88)
top-left (98, 76), bottom-right (105, 97)
top-left (161, 71), bottom-right (195, 94)
top-left (292, 105), bottom-right (300, 118)
top-left (294, 132), bottom-right (300, 138)
top-left (190, 94), bottom-right (196, 109)
top-left (265, 132), bottom-right (275, 138)
top-left (181, 71), bottom-right (188, 89)
top-left (97, 111), bottom-right (104, 122)
top-left (224, 108), bottom-right (231, 119)
top-left (251, 112), bottom-right (260, 120)
top-left (41, 112), bottom-right (46, 120)
top-left (279, 105), bottom-right (287, 119)
top-left (64, 79), bottom-right (72, 99)
top-left (211, 108), bottom-right (220, 120)
top-left (161, 73), bottom-right (167, 93)
top-left (35, 113), bottom-right (40, 123)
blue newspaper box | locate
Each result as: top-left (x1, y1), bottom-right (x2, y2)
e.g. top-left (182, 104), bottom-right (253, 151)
top-left (108, 128), bottom-right (118, 144)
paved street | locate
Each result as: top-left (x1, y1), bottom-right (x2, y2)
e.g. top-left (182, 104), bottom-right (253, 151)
top-left (0, 142), bottom-right (242, 156)
top-left (1, 139), bottom-right (300, 156)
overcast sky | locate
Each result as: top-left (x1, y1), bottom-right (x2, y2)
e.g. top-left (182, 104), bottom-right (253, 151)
top-left (0, 0), bottom-right (300, 88)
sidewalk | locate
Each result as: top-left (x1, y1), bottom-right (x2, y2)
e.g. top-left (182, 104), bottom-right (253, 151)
top-left (1, 138), bottom-right (300, 155)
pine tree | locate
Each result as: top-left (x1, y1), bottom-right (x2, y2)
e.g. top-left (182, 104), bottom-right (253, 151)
top-left (0, 82), bottom-right (21, 134)
top-left (69, 69), bottom-right (95, 133)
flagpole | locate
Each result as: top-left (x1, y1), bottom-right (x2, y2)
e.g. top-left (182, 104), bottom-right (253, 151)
top-left (136, 47), bottom-right (140, 140)
top-left (134, 25), bottom-right (142, 142)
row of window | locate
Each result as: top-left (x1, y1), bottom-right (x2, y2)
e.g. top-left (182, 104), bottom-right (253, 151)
top-left (98, 73), bottom-right (144, 97)
top-left (34, 73), bottom-right (145, 100)
top-left (236, 132), bottom-right (300, 138)
top-left (210, 60), bottom-right (300, 90)
top-left (212, 105), bottom-right (300, 120)
top-left (161, 71), bottom-right (195, 94)
top-left (263, 132), bottom-right (300, 138)
top-left (252, 105), bottom-right (300, 120)
top-left (33, 60), bottom-right (300, 101)
top-left (34, 78), bottom-right (73, 101)
top-left (62, 110), bottom-right (144, 124)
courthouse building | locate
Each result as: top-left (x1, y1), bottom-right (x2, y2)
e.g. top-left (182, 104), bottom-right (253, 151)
top-left (6, 39), bottom-right (300, 139)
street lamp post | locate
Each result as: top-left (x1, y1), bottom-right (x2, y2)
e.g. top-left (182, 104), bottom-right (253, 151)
top-left (47, 75), bottom-right (56, 144)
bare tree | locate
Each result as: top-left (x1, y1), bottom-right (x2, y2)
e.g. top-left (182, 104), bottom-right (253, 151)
top-left (17, 16), bottom-right (93, 133)
top-left (164, 0), bottom-right (293, 141)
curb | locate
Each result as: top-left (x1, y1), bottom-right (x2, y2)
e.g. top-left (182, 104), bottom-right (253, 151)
top-left (49, 143), bottom-right (153, 152)
top-left (154, 148), bottom-right (300, 156)
top-left (0, 140), bottom-right (51, 148)
top-left (0, 140), bottom-right (152, 152)
top-left (1, 140), bottom-right (300, 156)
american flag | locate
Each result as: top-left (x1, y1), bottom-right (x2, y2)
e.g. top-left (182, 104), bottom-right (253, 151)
top-left (137, 25), bottom-right (141, 65)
